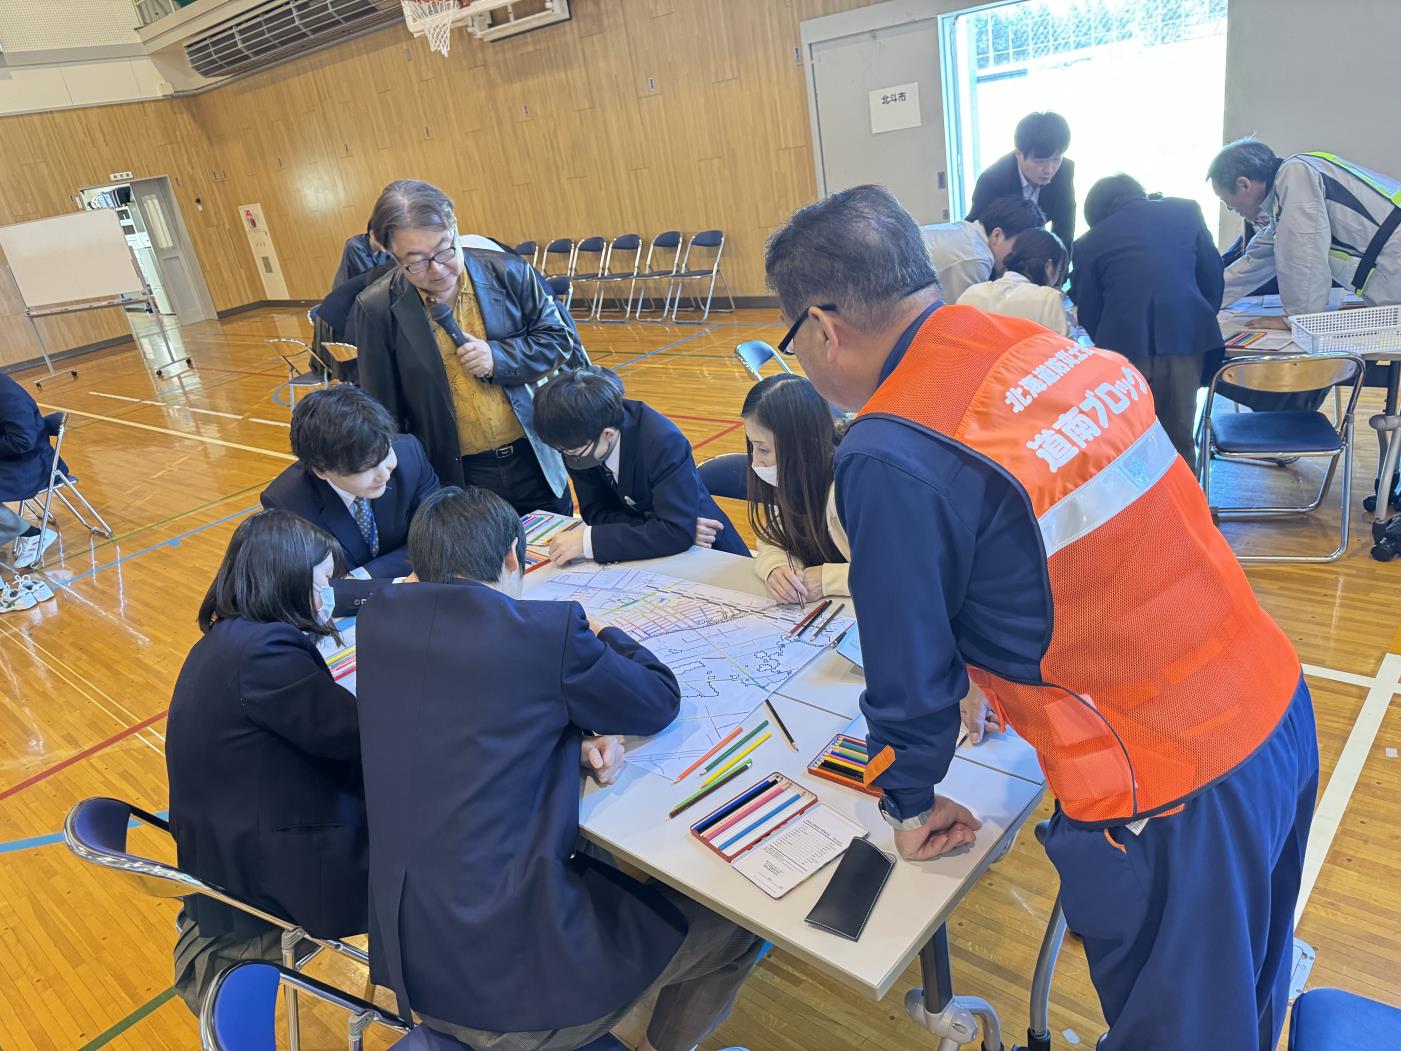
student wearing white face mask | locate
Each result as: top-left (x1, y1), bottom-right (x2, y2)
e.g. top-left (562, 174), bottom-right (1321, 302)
top-left (741, 375), bottom-right (850, 604)
top-left (165, 511), bottom-right (367, 1016)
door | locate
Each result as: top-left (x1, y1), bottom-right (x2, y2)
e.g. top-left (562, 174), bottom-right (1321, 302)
top-left (805, 12), bottom-right (947, 224)
top-left (131, 177), bottom-right (216, 325)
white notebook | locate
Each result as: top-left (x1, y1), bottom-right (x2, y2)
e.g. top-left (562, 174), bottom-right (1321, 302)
top-left (731, 804), bottom-right (867, 899)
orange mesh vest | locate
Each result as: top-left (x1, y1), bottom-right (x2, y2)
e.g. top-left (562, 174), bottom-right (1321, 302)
top-left (861, 306), bottom-right (1300, 824)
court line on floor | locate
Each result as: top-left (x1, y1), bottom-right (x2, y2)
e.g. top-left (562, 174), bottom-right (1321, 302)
top-left (693, 421), bottom-right (744, 451)
top-left (77, 987), bottom-right (176, 1051)
top-left (36, 404), bottom-right (293, 461)
top-left (0, 811), bottom-right (168, 856)
top-left (1296, 652), bottom-right (1401, 924)
top-left (0, 707), bottom-right (169, 803)
top-left (62, 504), bottom-right (260, 585)
top-left (1302, 663), bottom-right (1382, 689)
top-left (611, 330), bottom-right (711, 370)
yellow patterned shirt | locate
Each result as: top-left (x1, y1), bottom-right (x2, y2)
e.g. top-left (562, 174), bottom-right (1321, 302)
top-left (424, 275), bottom-right (525, 456)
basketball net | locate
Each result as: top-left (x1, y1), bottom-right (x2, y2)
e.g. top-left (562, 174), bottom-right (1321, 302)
top-left (402, 0), bottom-right (462, 57)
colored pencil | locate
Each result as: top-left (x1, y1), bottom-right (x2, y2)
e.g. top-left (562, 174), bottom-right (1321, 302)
top-left (828, 624), bottom-right (853, 650)
top-left (704, 720), bottom-right (770, 773)
top-left (818, 759), bottom-right (865, 781)
top-left (821, 753), bottom-right (866, 775)
top-left (812, 601), bottom-right (846, 637)
top-left (764, 699), bottom-right (798, 751)
top-left (787, 599), bottom-right (829, 638)
top-left (692, 776), bottom-right (779, 834)
top-left (792, 599), bottom-right (831, 639)
top-left (717, 792), bottom-right (802, 853)
top-left (672, 725), bottom-right (744, 784)
top-left (832, 743), bottom-right (869, 763)
top-left (668, 761), bottom-right (752, 819)
top-left (703, 732), bottom-right (771, 785)
top-left (702, 781), bottom-right (787, 840)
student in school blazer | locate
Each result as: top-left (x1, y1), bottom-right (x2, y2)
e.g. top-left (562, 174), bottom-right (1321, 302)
top-left (571, 399), bottom-right (751, 562)
top-left (167, 616), bottom-right (366, 943)
top-left (969, 151), bottom-right (1078, 249)
top-left (0, 372), bottom-right (63, 503)
top-left (356, 577), bottom-right (687, 1033)
top-left (260, 433), bottom-right (440, 614)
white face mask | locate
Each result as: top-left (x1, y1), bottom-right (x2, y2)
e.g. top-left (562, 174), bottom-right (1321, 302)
top-left (315, 583), bottom-right (336, 625)
top-left (752, 462), bottom-right (778, 486)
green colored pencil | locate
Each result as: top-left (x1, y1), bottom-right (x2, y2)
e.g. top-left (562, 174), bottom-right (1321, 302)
top-left (668, 760), bottom-right (753, 819)
top-left (704, 720), bottom-right (770, 772)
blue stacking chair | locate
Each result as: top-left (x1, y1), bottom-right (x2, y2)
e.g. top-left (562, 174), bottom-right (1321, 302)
top-left (540, 238), bottom-right (576, 279)
top-left (734, 341), bottom-right (792, 382)
top-left (632, 231), bottom-right (684, 321)
top-left (570, 237), bottom-right (609, 317)
top-left (591, 234), bottom-right (644, 321)
top-left (1288, 987), bottom-right (1401, 1049)
top-left (201, 961), bottom-right (630, 1051)
top-left (513, 240), bottom-right (539, 269)
top-left (668, 230), bottom-right (734, 323)
top-left (65, 797), bottom-right (369, 1051)
top-left (698, 453), bottom-right (750, 501)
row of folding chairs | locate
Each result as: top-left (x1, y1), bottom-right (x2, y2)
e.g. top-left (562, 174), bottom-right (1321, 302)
top-left (512, 231), bottom-right (734, 324)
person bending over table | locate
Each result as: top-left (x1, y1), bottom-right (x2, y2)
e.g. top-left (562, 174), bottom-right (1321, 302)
top-left (919, 195), bottom-right (1047, 306)
top-left (957, 227), bottom-right (1071, 337)
top-left (741, 373), bottom-right (849, 604)
top-left (352, 179), bottom-right (584, 516)
top-left (967, 110), bottom-right (1077, 251)
top-left (261, 386), bottom-right (440, 616)
top-left (766, 184), bottom-right (1316, 1051)
top-left (166, 511), bottom-right (365, 1014)
top-left (356, 486), bottom-right (763, 1051)
top-left (532, 366), bottom-right (751, 565)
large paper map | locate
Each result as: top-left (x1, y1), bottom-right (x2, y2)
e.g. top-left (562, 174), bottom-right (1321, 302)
top-left (528, 567), bottom-right (852, 779)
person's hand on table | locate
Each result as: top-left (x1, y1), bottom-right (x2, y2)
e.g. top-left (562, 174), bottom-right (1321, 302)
top-left (586, 615), bottom-right (609, 636)
top-left (801, 565), bottom-right (825, 599)
top-left (959, 682), bottom-right (1002, 745)
top-left (548, 526), bottom-right (587, 566)
top-left (1243, 316), bottom-right (1290, 331)
top-left (894, 796), bottom-right (983, 861)
top-left (765, 565), bottom-right (808, 605)
top-left (694, 517), bottom-right (723, 548)
top-left (454, 335), bottom-right (494, 379)
top-left (581, 735), bottom-right (626, 786)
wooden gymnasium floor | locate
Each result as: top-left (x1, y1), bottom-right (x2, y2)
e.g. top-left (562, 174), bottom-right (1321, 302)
top-left (0, 307), bottom-right (1398, 1050)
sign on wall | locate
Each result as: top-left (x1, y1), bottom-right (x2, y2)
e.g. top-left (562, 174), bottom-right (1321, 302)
top-left (868, 82), bottom-right (922, 135)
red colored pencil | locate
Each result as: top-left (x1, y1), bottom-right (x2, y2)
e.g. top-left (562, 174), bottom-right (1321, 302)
top-left (788, 598), bottom-right (831, 638)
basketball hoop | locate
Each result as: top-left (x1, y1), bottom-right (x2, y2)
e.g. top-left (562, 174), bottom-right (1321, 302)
top-left (402, 0), bottom-right (464, 57)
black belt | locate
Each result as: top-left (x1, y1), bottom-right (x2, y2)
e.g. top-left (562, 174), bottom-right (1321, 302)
top-left (1353, 205), bottom-right (1401, 293)
top-left (462, 436), bottom-right (527, 462)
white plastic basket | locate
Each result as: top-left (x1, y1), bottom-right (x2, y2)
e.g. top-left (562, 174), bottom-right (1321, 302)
top-left (1289, 305), bottom-right (1401, 355)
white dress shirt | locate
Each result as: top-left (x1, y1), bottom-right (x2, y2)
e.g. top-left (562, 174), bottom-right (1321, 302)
top-left (956, 271), bottom-right (1070, 335)
top-left (581, 436), bottom-right (623, 561)
top-left (920, 220), bottom-right (996, 306)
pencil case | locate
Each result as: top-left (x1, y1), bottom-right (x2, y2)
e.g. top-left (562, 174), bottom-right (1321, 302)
top-left (689, 772), bottom-right (817, 863)
top-left (807, 733), bottom-right (882, 797)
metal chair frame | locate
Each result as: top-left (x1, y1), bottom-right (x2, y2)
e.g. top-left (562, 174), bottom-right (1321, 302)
top-left (590, 234), bottom-right (644, 321)
top-left (14, 411), bottom-right (114, 562)
top-left (540, 238), bottom-right (577, 280)
top-left (733, 340), bottom-right (793, 382)
top-left (513, 240), bottom-right (540, 270)
top-left (64, 797), bottom-right (369, 1051)
top-left (570, 236), bottom-right (609, 317)
top-left (1197, 352), bottom-right (1366, 563)
top-left (667, 230), bottom-right (735, 324)
top-left (268, 338), bottom-right (329, 405)
top-left (632, 232), bottom-right (685, 321)
top-left (201, 961), bottom-right (409, 1051)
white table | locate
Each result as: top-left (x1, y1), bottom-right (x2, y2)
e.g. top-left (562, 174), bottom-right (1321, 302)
top-left (527, 547), bottom-right (1046, 1030)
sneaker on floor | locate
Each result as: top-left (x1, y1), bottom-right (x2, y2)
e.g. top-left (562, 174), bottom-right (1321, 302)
top-left (0, 582), bottom-right (37, 614)
top-left (15, 575), bottom-right (54, 603)
top-left (11, 527), bottom-right (57, 569)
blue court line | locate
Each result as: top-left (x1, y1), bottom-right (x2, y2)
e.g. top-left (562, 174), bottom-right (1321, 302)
top-left (61, 505), bottom-right (259, 586)
top-left (611, 330), bottom-right (711, 370)
top-left (0, 811), bottom-right (168, 856)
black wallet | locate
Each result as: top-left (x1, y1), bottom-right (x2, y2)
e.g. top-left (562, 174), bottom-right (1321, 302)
top-left (803, 837), bottom-right (895, 941)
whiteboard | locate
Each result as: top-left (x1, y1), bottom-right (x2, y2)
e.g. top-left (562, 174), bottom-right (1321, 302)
top-left (0, 209), bottom-right (145, 311)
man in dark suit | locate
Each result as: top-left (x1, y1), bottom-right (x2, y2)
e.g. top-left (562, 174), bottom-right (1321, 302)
top-left (0, 371), bottom-right (61, 568)
top-left (531, 366), bottom-right (750, 564)
top-left (332, 223), bottom-right (393, 288)
top-left (968, 111), bottom-right (1077, 250)
top-left (351, 180), bottom-right (587, 517)
top-left (261, 386), bottom-right (440, 615)
top-left (357, 486), bottom-right (763, 1049)
top-left (1070, 174), bottom-right (1225, 469)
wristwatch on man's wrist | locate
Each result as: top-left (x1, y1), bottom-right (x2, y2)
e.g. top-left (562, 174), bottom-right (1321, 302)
top-left (879, 796), bottom-right (934, 831)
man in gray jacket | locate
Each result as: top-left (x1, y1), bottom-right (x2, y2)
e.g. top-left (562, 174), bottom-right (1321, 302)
top-left (1210, 138), bottom-right (1401, 315)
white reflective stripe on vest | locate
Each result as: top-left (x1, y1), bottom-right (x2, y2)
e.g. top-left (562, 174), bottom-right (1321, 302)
top-left (1037, 421), bottom-right (1177, 557)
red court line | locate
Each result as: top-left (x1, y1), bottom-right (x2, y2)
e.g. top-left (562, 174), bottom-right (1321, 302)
top-left (693, 421), bottom-right (744, 451)
top-left (0, 708), bottom-right (169, 803)
top-left (671, 413), bottom-right (741, 427)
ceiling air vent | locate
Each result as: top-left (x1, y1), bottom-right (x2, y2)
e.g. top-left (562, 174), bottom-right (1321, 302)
top-left (185, 0), bottom-right (401, 79)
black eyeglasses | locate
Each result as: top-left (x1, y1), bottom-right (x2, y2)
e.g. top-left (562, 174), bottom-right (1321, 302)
top-left (777, 304), bottom-right (837, 355)
top-left (401, 245), bottom-right (458, 276)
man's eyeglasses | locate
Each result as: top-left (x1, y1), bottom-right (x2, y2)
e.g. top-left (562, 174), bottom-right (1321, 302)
top-left (777, 304), bottom-right (837, 355)
top-left (401, 245), bottom-right (458, 276)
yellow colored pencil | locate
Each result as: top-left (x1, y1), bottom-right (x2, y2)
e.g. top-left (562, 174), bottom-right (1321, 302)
top-left (702, 732), bottom-right (771, 786)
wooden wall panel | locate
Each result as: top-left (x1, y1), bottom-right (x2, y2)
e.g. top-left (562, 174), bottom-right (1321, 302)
top-left (0, 0), bottom-right (876, 366)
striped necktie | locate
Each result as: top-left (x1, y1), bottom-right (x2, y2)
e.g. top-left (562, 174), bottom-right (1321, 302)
top-left (351, 497), bottom-right (379, 558)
